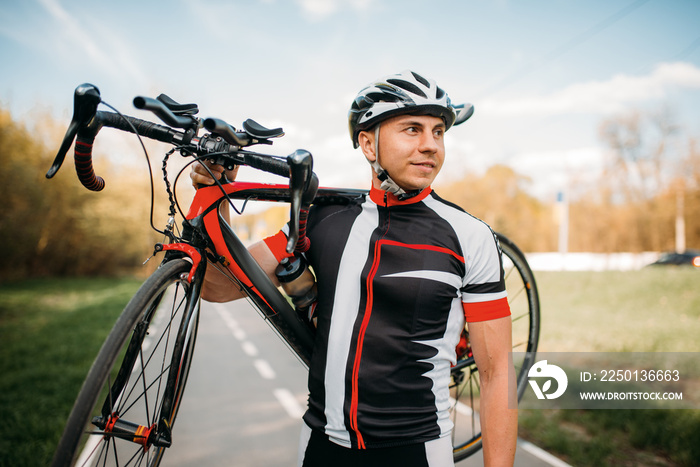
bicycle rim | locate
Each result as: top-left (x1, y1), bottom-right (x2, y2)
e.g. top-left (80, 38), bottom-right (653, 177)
top-left (450, 234), bottom-right (540, 462)
top-left (51, 259), bottom-right (200, 467)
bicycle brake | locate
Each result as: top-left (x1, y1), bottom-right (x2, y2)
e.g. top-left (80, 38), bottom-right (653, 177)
top-left (46, 83), bottom-right (101, 179)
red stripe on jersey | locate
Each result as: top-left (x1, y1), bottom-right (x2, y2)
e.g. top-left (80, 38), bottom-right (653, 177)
top-left (349, 238), bottom-right (464, 448)
top-left (463, 297), bottom-right (511, 323)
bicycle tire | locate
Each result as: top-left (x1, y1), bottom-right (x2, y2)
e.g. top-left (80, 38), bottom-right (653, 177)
top-left (51, 259), bottom-right (200, 467)
top-left (451, 233), bottom-right (540, 462)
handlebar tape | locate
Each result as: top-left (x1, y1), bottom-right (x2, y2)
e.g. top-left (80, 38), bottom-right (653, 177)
top-left (99, 112), bottom-right (179, 144)
top-left (242, 153), bottom-right (290, 178)
top-left (74, 133), bottom-right (105, 191)
top-left (295, 208), bottom-right (311, 253)
top-left (71, 111), bottom-right (180, 192)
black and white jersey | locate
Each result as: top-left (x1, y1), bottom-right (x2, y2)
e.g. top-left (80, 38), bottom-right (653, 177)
top-left (302, 186), bottom-right (510, 450)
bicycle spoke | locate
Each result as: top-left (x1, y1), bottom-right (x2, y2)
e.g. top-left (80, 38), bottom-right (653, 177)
top-left (506, 283), bottom-right (525, 302)
top-left (109, 289), bottom-right (185, 422)
top-left (511, 311), bottom-right (529, 323)
top-left (138, 348), bottom-right (152, 428)
top-left (119, 364), bottom-right (172, 417)
top-left (152, 284), bottom-right (184, 423)
top-left (110, 436), bottom-right (120, 467)
top-left (54, 260), bottom-right (199, 467)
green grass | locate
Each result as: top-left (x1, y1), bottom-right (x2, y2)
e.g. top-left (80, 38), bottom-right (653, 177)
top-left (0, 277), bottom-right (141, 466)
top-left (519, 268), bottom-right (700, 466)
top-left (535, 268), bottom-right (700, 353)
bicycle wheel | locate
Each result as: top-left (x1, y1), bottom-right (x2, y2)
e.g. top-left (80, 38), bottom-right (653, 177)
top-left (450, 234), bottom-right (540, 462)
top-left (51, 259), bottom-right (200, 467)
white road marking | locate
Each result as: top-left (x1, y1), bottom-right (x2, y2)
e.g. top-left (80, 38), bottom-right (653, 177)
top-left (215, 304), bottom-right (309, 424)
top-left (241, 340), bottom-right (259, 357)
top-left (253, 359), bottom-right (276, 380)
top-left (273, 388), bottom-right (306, 419)
top-left (519, 440), bottom-right (573, 467)
top-left (215, 304), bottom-right (247, 340)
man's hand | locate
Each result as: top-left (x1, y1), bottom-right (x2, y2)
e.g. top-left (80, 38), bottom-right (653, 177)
top-left (190, 160), bottom-right (240, 188)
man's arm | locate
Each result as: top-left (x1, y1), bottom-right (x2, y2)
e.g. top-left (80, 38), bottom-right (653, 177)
top-left (467, 315), bottom-right (518, 467)
top-left (200, 240), bottom-right (281, 302)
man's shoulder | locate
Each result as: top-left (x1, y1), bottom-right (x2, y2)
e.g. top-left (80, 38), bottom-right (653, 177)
top-left (307, 194), bottom-right (368, 232)
top-left (427, 191), bottom-right (492, 229)
top-left (310, 193), bottom-right (367, 215)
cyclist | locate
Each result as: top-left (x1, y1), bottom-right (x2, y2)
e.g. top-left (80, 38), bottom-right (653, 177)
top-left (192, 70), bottom-right (517, 467)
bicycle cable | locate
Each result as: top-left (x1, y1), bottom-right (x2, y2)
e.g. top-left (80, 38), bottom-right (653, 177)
top-left (171, 153), bottom-right (248, 219)
top-left (99, 100), bottom-right (167, 237)
top-left (170, 150), bottom-right (283, 227)
top-left (97, 102), bottom-right (290, 245)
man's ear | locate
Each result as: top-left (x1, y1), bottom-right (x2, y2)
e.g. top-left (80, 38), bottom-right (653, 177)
top-left (358, 130), bottom-right (376, 163)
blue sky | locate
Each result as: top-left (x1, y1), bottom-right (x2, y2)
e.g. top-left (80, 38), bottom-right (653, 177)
top-left (2, 0), bottom-right (699, 199)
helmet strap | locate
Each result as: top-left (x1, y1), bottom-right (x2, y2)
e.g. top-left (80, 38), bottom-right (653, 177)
top-left (368, 125), bottom-right (422, 201)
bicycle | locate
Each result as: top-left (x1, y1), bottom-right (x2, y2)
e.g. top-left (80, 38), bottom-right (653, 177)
top-left (47, 83), bottom-right (540, 466)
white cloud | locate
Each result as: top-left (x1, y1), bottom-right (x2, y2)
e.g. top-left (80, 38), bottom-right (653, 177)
top-left (505, 147), bottom-right (605, 199)
top-left (37, 0), bottom-right (147, 87)
top-left (482, 62), bottom-right (700, 117)
top-left (296, 0), bottom-right (373, 21)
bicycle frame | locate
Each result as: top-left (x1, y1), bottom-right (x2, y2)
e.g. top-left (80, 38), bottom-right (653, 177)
top-left (170, 181), bottom-right (367, 367)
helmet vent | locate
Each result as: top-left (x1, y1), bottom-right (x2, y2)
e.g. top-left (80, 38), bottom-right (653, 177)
top-left (366, 91), bottom-right (400, 104)
top-left (411, 72), bottom-right (430, 88)
top-left (386, 79), bottom-right (427, 99)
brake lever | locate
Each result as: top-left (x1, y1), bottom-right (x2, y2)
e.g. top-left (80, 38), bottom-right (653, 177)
top-left (46, 83), bottom-right (101, 179)
top-left (286, 150), bottom-right (317, 254)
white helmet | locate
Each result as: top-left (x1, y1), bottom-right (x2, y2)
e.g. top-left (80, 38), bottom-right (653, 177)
top-left (348, 70), bottom-right (457, 149)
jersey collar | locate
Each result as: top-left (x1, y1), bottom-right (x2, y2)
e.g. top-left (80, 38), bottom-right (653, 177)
top-left (369, 185), bottom-right (432, 207)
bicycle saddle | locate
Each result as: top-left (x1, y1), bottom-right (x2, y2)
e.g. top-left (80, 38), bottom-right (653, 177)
top-left (156, 94), bottom-right (199, 116)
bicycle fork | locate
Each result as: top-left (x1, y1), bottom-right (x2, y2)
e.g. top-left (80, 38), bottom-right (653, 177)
top-left (90, 258), bottom-right (204, 451)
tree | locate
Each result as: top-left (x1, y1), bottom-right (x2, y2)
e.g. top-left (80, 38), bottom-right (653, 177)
top-left (595, 107), bottom-right (682, 252)
top-left (437, 165), bottom-right (555, 252)
top-left (0, 108), bottom-right (155, 279)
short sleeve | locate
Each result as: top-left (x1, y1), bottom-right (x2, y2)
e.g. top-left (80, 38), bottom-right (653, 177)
top-left (460, 227), bottom-right (510, 323)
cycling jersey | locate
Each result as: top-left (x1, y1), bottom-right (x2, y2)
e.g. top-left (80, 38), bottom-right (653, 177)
top-left (301, 185), bottom-right (510, 450)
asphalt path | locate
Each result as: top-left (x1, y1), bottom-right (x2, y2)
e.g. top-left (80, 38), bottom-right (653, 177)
top-left (165, 299), bottom-right (570, 467)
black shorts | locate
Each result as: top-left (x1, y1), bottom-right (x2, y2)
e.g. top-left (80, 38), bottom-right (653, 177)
top-left (298, 424), bottom-right (454, 467)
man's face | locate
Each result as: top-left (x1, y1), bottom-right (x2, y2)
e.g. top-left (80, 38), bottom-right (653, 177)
top-left (361, 114), bottom-right (446, 192)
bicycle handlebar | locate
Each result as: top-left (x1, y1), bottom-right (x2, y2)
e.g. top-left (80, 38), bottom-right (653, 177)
top-left (45, 83), bottom-right (303, 189)
top-left (46, 83), bottom-right (319, 252)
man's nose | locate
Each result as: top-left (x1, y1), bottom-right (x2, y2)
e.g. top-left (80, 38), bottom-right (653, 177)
top-left (418, 132), bottom-right (439, 153)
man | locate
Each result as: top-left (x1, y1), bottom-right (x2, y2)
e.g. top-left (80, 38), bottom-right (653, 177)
top-left (192, 70), bottom-right (517, 466)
